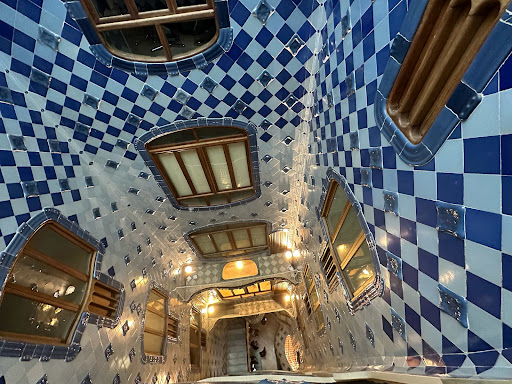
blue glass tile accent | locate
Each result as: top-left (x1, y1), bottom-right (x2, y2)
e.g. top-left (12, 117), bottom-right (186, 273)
top-left (369, 147), bottom-right (382, 169)
top-left (59, 178), bottom-right (70, 191)
top-left (349, 131), bottom-right (359, 150)
top-left (30, 68), bottom-right (50, 88)
top-left (38, 26), bottom-right (60, 51)
top-left (21, 181), bottom-right (39, 197)
top-left (386, 251), bottom-right (403, 279)
top-left (106, 160), bottom-right (119, 169)
top-left (0, 86), bottom-right (13, 104)
top-left (262, 154), bottom-right (272, 163)
top-left (141, 84), bottom-right (158, 101)
top-left (8, 135), bottom-right (26, 151)
top-left (127, 114), bottom-right (141, 127)
top-left (346, 72), bottom-right (355, 96)
top-left (174, 89), bottom-right (191, 105)
top-left (258, 70), bottom-right (273, 87)
top-left (349, 331), bottom-right (356, 351)
top-left (284, 94), bottom-right (298, 108)
top-left (286, 34), bottom-right (305, 55)
top-left (436, 201), bottom-right (465, 239)
top-left (233, 99), bottom-right (247, 113)
top-left (200, 76), bottom-right (217, 93)
top-left (81, 374), bottom-right (92, 384)
top-left (180, 106), bottom-right (194, 119)
top-left (36, 375), bottom-right (48, 384)
top-left (360, 168), bottom-right (372, 187)
top-left (391, 308), bottom-right (406, 341)
top-left (366, 323), bottom-right (375, 347)
top-left (341, 11), bottom-right (351, 37)
top-left (83, 94), bottom-right (99, 109)
top-left (253, 0), bottom-right (273, 25)
top-left (92, 208), bottom-right (101, 219)
top-left (260, 119), bottom-right (272, 130)
top-left (283, 136), bottom-right (294, 145)
top-left (85, 176), bottom-right (94, 187)
top-left (438, 284), bottom-right (468, 328)
top-left (383, 190), bottom-right (398, 215)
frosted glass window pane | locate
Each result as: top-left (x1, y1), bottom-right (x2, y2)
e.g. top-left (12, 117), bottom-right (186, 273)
top-left (145, 311), bottom-right (165, 332)
top-left (206, 146), bottom-right (232, 190)
top-left (332, 207), bottom-right (360, 264)
top-left (212, 233), bottom-right (231, 251)
top-left (144, 333), bottom-right (164, 355)
top-left (250, 226), bottom-right (267, 246)
top-left (10, 254), bottom-right (87, 305)
top-left (325, 186), bottom-right (348, 238)
top-left (218, 289), bottom-right (233, 297)
top-left (29, 226), bottom-right (92, 274)
top-left (158, 153), bottom-right (192, 197)
top-left (194, 235), bottom-right (216, 255)
top-left (228, 142), bottom-right (250, 188)
top-left (147, 291), bottom-right (166, 314)
top-left (233, 288), bottom-right (245, 295)
top-left (232, 229), bottom-right (250, 249)
top-left (0, 293), bottom-right (77, 341)
top-left (342, 241), bottom-right (375, 294)
top-left (246, 284), bottom-right (259, 293)
top-left (259, 281), bottom-right (271, 291)
top-left (181, 150), bottom-right (211, 194)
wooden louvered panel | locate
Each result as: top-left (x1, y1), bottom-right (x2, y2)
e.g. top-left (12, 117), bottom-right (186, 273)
top-left (167, 315), bottom-right (179, 340)
top-left (200, 330), bottom-right (206, 347)
top-left (387, 0), bottom-right (509, 144)
top-left (87, 280), bottom-right (120, 319)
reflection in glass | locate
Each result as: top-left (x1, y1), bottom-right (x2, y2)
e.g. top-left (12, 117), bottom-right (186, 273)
top-left (135, 0), bottom-right (168, 12)
top-left (342, 241), bottom-right (375, 294)
top-left (29, 226), bottom-right (92, 274)
top-left (10, 254), bottom-right (87, 305)
top-left (0, 294), bottom-right (77, 341)
top-left (325, 186), bottom-right (348, 237)
top-left (102, 26), bottom-right (166, 60)
top-left (90, 0), bottom-right (128, 17)
top-left (161, 19), bottom-right (216, 58)
top-left (332, 207), bottom-right (360, 263)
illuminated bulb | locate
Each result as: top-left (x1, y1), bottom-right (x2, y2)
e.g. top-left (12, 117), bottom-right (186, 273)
top-left (65, 285), bottom-right (75, 295)
top-left (285, 250), bottom-right (292, 259)
top-left (185, 265), bottom-right (193, 274)
top-left (293, 249), bottom-right (300, 258)
top-left (208, 306), bottom-right (214, 314)
top-left (362, 269), bottom-right (370, 276)
top-left (284, 294), bottom-right (291, 302)
top-left (236, 260), bottom-right (243, 269)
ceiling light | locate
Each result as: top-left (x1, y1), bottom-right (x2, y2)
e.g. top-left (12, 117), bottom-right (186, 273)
top-left (208, 306), bottom-right (214, 314)
top-left (292, 249), bottom-right (300, 258)
top-left (236, 260), bottom-right (243, 269)
top-left (285, 250), bottom-right (292, 259)
top-left (285, 294), bottom-right (291, 302)
top-left (185, 265), bottom-right (193, 274)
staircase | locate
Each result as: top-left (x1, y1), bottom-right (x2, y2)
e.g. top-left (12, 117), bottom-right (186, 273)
top-left (226, 318), bottom-right (249, 375)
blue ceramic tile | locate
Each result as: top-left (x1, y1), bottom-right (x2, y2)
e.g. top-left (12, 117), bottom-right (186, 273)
top-left (446, 82), bottom-right (481, 120)
top-left (253, 0), bottom-right (273, 25)
top-left (438, 284), bottom-right (468, 328)
top-left (38, 25), bottom-right (60, 51)
top-left (383, 190), bottom-right (398, 215)
top-left (386, 251), bottom-right (402, 279)
top-left (141, 84), bottom-right (158, 100)
top-left (391, 308), bottom-right (406, 341)
top-left (436, 201), bottom-right (465, 239)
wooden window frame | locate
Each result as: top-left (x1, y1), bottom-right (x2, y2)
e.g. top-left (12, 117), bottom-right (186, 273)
top-left (143, 288), bottom-right (168, 358)
top-left (0, 221), bottom-right (120, 346)
top-left (189, 306), bottom-right (202, 368)
top-left (79, 0), bottom-right (219, 62)
top-left (302, 265), bottom-right (324, 334)
top-left (189, 222), bottom-right (269, 258)
top-left (320, 181), bottom-right (374, 300)
top-left (146, 127), bottom-right (256, 208)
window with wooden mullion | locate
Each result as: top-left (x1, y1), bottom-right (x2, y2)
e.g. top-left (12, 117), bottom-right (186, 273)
top-left (320, 247), bottom-right (338, 290)
top-left (143, 289), bottom-right (168, 356)
top-left (321, 181), bottom-right (376, 299)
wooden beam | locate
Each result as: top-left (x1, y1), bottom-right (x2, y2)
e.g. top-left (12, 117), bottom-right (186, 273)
top-left (95, 9), bottom-right (215, 32)
top-left (156, 24), bottom-right (173, 60)
top-left (174, 151), bottom-right (198, 195)
top-left (24, 247), bottom-right (89, 282)
top-left (4, 283), bottom-right (80, 312)
top-left (222, 144), bottom-right (237, 190)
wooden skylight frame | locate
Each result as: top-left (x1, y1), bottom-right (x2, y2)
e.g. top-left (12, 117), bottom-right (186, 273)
top-left (188, 222), bottom-right (269, 259)
top-left (146, 126), bottom-right (256, 208)
top-left (79, 0), bottom-right (219, 62)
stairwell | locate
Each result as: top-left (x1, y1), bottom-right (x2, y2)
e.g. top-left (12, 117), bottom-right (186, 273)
top-left (226, 318), bottom-right (249, 375)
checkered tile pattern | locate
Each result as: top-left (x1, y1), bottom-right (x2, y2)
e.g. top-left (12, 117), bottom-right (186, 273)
top-left (297, 0), bottom-right (512, 380)
top-left (0, 0), bottom-right (511, 381)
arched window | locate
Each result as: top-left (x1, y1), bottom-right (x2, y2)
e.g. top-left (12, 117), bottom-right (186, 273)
top-left (319, 170), bottom-right (382, 313)
top-left (80, 0), bottom-right (219, 62)
top-left (0, 220), bottom-right (121, 348)
top-left (146, 126), bottom-right (256, 207)
top-left (221, 260), bottom-right (258, 280)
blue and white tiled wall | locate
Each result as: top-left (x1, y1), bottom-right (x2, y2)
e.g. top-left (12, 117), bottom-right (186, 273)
top-left (296, 0), bottom-right (512, 379)
top-left (0, 0), bottom-right (511, 382)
